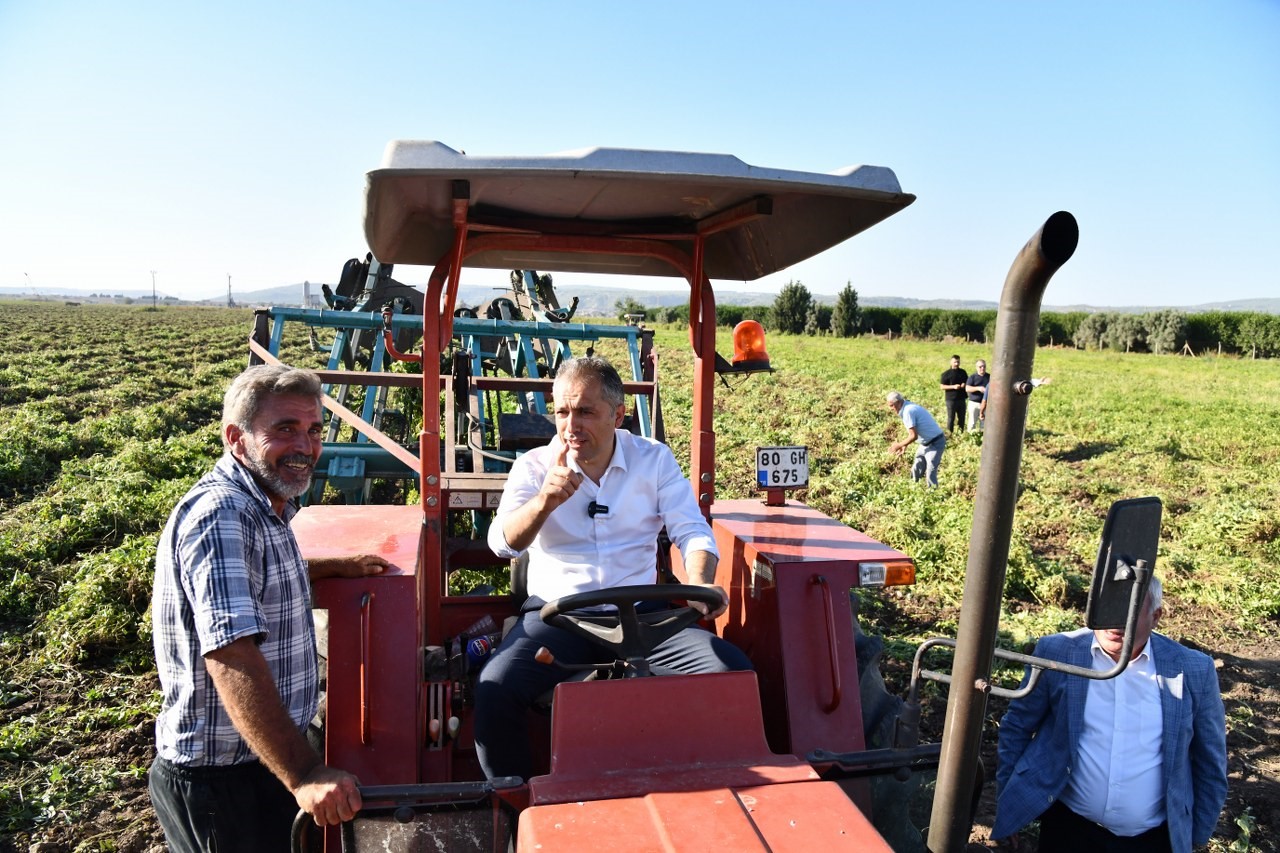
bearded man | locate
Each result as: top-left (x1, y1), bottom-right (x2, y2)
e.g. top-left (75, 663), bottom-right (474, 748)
top-left (149, 365), bottom-right (387, 852)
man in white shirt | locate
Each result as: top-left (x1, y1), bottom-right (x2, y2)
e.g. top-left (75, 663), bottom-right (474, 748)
top-left (994, 575), bottom-right (1228, 852)
top-left (965, 359), bottom-right (990, 432)
top-left (476, 356), bottom-right (751, 781)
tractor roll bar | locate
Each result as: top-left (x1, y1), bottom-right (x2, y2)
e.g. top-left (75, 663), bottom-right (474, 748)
top-left (928, 212), bottom-right (1079, 853)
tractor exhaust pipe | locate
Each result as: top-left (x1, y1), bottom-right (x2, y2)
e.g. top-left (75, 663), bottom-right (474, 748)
top-left (927, 212), bottom-right (1078, 853)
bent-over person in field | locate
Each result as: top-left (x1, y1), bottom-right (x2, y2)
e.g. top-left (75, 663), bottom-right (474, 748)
top-left (886, 390), bottom-right (946, 487)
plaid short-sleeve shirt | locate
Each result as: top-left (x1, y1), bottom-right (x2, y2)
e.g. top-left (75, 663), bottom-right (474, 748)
top-left (152, 454), bottom-right (318, 766)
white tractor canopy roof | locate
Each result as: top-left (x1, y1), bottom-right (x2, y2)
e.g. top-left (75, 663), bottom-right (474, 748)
top-left (364, 141), bottom-right (915, 281)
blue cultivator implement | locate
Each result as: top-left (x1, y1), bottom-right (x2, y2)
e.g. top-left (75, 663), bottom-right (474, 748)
top-left (250, 265), bottom-right (660, 505)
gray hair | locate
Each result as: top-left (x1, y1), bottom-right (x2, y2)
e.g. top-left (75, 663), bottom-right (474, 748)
top-left (554, 356), bottom-right (625, 409)
top-left (885, 391), bottom-right (905, 406)
top-left (222, 365), bottom-right (323, 449)
top-left (1146, 574), bottom-right (1163, 614)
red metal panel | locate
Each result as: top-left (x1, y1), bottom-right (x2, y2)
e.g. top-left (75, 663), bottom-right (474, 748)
top-left (294, 505), bottom-right (423, 786)
top-left (733, 781), bottom-right (893, 850)
top-left (529, 672), bottom-right (816, 806)
top-left (293, 505), bottom-right (423, 571)
top-left (520, 789), bottom-right (768, 852)
top-left (518, 782), bottom-right (889, 852)
top-left (772, 565), bottom-right (865, 757)
top-left (712, 498), bottom-right (913, 565)
top-left (709, 498), bottom-right (895, 817)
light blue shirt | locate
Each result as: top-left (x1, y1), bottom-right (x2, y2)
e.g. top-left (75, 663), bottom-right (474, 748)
top-left (1061, 639), bottom-right (1166, 836)
top-left (900, 400), bottom-right (943, 444)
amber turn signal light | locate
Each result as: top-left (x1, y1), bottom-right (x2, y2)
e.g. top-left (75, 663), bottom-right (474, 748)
top-left (858, 560), bottom-right (916, 588)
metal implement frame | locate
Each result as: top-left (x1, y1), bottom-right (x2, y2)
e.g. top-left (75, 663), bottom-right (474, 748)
top-left (250, 305), bottom-right (656, 500)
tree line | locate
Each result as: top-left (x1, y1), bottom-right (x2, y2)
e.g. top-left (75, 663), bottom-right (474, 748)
top-left (617, 283), bottom-right (1280, 358)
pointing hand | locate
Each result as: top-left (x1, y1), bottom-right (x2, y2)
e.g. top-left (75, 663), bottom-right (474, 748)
top-left (539, 443), bottom-right (584, 511)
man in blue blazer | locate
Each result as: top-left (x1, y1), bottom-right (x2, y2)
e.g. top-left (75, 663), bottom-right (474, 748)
top-left (994, 576), bottom-right (1227, 852)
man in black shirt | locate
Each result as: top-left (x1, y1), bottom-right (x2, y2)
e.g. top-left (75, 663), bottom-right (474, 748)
top-left (939, 354), bottom-right (968, 434)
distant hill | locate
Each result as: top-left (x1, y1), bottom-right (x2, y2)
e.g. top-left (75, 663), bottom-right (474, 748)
top-left (204, 284), bottom-right (1280, 317)
top-left (814, 296), bottom-right (1280, 315)
top-left (3, 283), bottom-right (1277, 317)
top-left (183, 282), bottom-right (769, 315)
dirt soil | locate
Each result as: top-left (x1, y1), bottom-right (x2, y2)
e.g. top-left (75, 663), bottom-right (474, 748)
top-left (5, 602), bottom-right (1277, 853)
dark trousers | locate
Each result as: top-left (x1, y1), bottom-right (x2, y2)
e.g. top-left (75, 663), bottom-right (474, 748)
top-left (944, 396), bottom-right (966, 433)
top-left (1038, 801), bottom-right (1172, 853)
top-left (474, 600), bottom-right (752, 780)
top-left (149, 756), bottom-right (298, 853)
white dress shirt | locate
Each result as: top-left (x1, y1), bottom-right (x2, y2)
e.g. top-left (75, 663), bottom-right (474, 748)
top-left (487, 430), bottom-right (718, 602)
top-left (1060, 638), bottom-right (1166, 836)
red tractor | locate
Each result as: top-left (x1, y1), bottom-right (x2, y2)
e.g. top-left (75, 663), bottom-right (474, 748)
top-left (255, 142), bottom-right (1145, 852)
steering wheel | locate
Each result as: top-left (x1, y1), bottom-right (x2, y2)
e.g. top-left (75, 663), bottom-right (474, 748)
top-left (538, 584), bottom-right (724, 677)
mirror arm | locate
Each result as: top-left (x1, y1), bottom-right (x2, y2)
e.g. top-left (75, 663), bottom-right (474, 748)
top-left (911, 562), bottom-right (1153, 700)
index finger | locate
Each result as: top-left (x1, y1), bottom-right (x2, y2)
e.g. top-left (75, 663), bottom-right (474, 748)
top-left (554, 442), bottom-right (569, 468)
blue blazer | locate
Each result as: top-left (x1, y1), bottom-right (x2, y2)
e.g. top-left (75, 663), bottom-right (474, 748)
top-left (993, 629), bottom-right (1228, 852)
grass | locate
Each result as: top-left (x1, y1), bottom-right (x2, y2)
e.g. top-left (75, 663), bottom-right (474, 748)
top-left (668, 328), bottom-right (1280, 640)
top-left (1, 302), bottom-right (1277, 849)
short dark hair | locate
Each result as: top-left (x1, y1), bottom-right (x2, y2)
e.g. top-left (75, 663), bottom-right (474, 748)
top-left (222, 365), bottom-right (322, 449)
top-left (554, 356), bottom-right (625, 408)
top-left (951, 354), bottom-right (961, 361)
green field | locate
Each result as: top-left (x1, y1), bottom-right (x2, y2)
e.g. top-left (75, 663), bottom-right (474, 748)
top-left (1, 301), bottom-right (1276, 850)
top-left (648, 326), bottom-right (1280, 644)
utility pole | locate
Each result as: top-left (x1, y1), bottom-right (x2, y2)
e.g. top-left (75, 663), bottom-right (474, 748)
top-left (227, 274), bottom-right (235, 308)
top-left (151, 270), bottom-right (157, 308)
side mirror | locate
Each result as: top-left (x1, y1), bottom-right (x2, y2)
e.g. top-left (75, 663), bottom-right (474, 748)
top-left (1085, 497), bottom-right (1162, 630)
top-left (901, 496), bottom-right (1167, 710)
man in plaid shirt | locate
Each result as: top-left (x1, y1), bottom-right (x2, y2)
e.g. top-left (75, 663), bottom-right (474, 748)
top-left (149, 366), bottom-right (387, 851)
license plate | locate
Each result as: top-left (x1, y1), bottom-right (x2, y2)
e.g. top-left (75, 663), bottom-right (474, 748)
top-left (756, 446), bottom-right (809, 488)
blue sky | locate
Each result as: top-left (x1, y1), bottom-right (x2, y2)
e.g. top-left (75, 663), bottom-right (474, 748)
top-left (2, 1), bottom-right (1277, 307)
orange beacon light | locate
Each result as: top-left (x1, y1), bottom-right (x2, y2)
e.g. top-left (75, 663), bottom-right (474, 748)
top-left (731, 320), bottom-right (771, 372)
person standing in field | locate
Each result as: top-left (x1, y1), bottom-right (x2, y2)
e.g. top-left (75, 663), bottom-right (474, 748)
top-left (965, 358), bottom-right (990, 432)
top-left (940, 354), bottom-right (969, 434)
top-left (149, 365), bottom-right (388, 852)
top-left (994, 574), bottom-right (1228, 852)
top-left (886, 390), bottom-right (946, 486)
